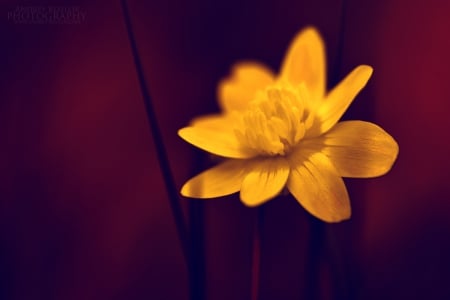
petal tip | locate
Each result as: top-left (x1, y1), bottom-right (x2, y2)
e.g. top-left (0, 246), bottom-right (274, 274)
top-left (240, 196), bottom-right (260, 208)
top-left (356, 64), bottom-right (374, 81)
top-left (180, 186), bottom-right (189, 198)
top-left (311, 204), bottom-right (352, 223)
top-left (288, 26), bottom-right (324, 52)
top-left (180, 182), bottom-right (194, 198)
top-left (381, 135), bottom-right (400, 176)
top-left (240, 192), bottom-right (273, 207)
top-left (298, 26), bottom-right (322, 39)
top-left (177, 127), bottom-right (188, 138)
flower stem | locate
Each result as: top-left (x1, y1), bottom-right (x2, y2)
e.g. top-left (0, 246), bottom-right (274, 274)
top-left (188, 199), bottom-right (206, 300)
top-left (326, 0), bottom-right (352, 299)
top-left (332, 0), bottom-right (347, 87)
top-left (325, 226), bottom-right (350, 300)
top-left (251, 207), bottom-right (264, 300)
top-left (120, 0), bottom-right (190, 276)
top-left (305, 214), bottom-right (325, 300)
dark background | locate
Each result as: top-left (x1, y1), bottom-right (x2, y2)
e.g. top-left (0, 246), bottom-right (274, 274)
top-left (1, 0), bottom-right (450, 299)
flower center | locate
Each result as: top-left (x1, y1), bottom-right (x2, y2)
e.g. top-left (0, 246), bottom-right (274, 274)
top-left (234, 84), bottom-right (313, 156)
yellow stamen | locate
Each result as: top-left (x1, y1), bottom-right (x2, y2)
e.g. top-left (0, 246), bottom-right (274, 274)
top-left (235, 83), bottom-right (313, 156)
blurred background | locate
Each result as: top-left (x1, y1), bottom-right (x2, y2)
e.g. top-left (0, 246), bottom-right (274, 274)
top-left (1, 0), bottom-right (450, 299)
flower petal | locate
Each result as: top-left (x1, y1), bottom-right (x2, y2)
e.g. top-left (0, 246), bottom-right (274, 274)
top-left (178, 126), bottom-right (256, 159)
top-left (240, 157), bottom-right (290, 207)
top-left (287, 151), bottom-right (350, 222)
top-left (181, 159), bottom-right (248, 198)
top-left (280, 27), bottom-right (326, 102)
top-left (315, 65), bottom-right (373, 135)
top-left (190, 114), bottom-right (237, 130)
top-left (319, 121), bottom-right (399, 178)
top-left (218, 61), bottom-right (275, 112)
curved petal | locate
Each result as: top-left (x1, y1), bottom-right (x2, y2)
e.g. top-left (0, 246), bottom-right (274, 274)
top-left (181, 159), bottom-right (248, 198)
top-left (287, 151), bottom-right (350, 222)
top-left (178, 127), bottom-right (257, 159)
top-left (319, 121), bottom-right (399, 178)
top-left (218, 61), bottom-right (275, 112)
top-left (240, 157), bottom-right (290, 207)
top-left (280, 27), bottom-right (326, 102)
top-left (315, 65), bottom-right (373, 135)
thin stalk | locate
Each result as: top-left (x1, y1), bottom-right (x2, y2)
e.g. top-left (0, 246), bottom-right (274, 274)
top-left (188, 199), bottom-right (205, 300)
top-left (251, 207), bottom-right (264, 300)
top-left (305, 214), bottom-right (325, 300)
top-left (120, 0), bottom-right (190, 267)
top-left (327, 0), bottom-right (351, 299)
top-left (332, 0), bottom-right (347, 87)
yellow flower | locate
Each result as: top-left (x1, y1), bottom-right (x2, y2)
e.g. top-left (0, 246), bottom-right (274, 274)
top-left (178, 27), bottom-right (398, 222)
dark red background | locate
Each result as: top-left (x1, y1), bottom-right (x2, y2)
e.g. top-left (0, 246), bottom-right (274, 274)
top-left (2, 0), bottom-right (450, 299)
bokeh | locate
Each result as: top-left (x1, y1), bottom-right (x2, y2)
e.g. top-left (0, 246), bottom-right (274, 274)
top-left (1, 0), bottom-right (450, 299)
